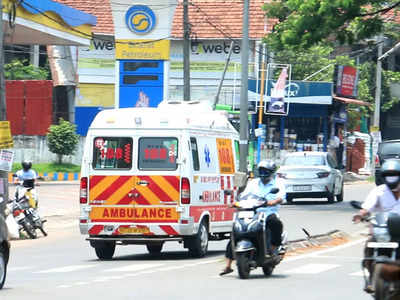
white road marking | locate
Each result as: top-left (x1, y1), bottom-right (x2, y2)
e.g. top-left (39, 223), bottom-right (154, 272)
top-left (57, 285), bottom-right (72, 288)
top-left (350, 271), bottom-right (364, 277)
top-left (35, 265), bottom-right (96, 273)
top-left (103, 263), bottom-right (164, 272)
top-left (157, 266), bottom-right (186, 271)
top-left (284, 263), bottom-right (340, 274)
top-left (8, 266), bottom-right (34, 272)
top-left (193, 259), bottom-right (222, 265)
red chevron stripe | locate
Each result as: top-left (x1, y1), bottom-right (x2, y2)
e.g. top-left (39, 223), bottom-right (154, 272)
top-left (88, 225), bottom-right (104, 235)
top-left (163, 176), bottom-right (180, 191)
top-left (159, 225), bottom-right (179, 235)
top-left (139, 176), bottom-right (175, 202)
top-left (94, 176), bottom-right (131, 201)
top-left (89, 175), bottom-right (105, 189)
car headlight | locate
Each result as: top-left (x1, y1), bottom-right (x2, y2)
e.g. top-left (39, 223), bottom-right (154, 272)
top-left (373, 227), bottom-right (391, 242)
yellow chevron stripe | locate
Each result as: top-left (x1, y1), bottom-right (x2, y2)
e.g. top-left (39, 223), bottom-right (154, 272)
top-left (107, 177), bottom-right (133, 204)
top-left (135, 185), bottom-right (161, 204)
top-left (152, 176), bottom-right (180, 201)
top-left (90, 176), bottom-right (119, 200)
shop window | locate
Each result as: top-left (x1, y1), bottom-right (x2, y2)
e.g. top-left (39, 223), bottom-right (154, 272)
top-left (190, 137), bottom-right (200, 171)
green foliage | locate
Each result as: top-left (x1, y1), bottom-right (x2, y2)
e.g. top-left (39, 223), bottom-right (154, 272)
top-left (47, 118), bottom-right (79, 164)
top-left (263, 0), bottom-right (400, 51)
top-left (4, 59), bottom-right (49, 80)
top-left (11, 162), bottom-right (80, 173)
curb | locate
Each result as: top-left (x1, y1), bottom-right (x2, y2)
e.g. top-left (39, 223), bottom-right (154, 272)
top-left (8, 172), bottom-right (80, 183)
top-left (286, 230), bottom-right (350, 252)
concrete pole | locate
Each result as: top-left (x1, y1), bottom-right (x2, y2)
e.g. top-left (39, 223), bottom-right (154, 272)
top-left (374, 36), bottom-right (383, 128)
top-left (183, 0), bottom-right (190, 101)
top-left (239, 0), bottom-right (249, 173)
top-left (0, 0), bottom-right (9, 214)
top-left (30, 45), bottom-right (39, 67)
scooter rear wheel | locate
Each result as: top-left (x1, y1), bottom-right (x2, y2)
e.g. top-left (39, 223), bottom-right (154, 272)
top-left (262, 264), bottom-right (274, 276)
top-left (237, 253), bottom-right (250, 279)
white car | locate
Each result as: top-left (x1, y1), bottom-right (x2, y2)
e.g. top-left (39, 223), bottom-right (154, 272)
top-left (277, 152), bottom-right (344, 203)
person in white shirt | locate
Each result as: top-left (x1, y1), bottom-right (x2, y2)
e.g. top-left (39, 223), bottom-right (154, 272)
top-left (219, 160), bottom-right (286, 276)
top-left (353, 159), bottom-right (400, 292)
top-left (14, 161), bottom-right (37, 186)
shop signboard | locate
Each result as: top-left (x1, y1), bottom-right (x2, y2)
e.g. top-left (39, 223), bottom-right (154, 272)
top-left (334, 65), bottom-right (359, 98)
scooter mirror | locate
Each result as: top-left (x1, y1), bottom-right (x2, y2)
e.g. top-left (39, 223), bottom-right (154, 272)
top-left (350, 200), bottom-right (362, 209)
top-left (270, 188), bottom-right (279, 194)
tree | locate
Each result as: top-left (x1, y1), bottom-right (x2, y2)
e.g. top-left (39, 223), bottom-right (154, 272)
top-left (4, 59), bottom-right (49, 80)
top-left (263, 0), bottom-right (400, 51)
top-left (47, 118), bottom-right (79, 164)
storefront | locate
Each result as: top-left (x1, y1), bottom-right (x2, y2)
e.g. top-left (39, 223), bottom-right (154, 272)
top-left (248, 79), bottom-right (332, 163)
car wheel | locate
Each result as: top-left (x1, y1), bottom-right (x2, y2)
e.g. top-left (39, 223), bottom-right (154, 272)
top-left (94, 241), bottom-right (116, 260)
top-left (336, 184), bottom-right (344, 202)
top-left (0, 250), bottom-right (6, 289)
top-left (146, 243), bottom-right (163, 255)
top-left (327, 190), bottom-right (335, 203)
top-left (187, 220), bottom-right (209, 258)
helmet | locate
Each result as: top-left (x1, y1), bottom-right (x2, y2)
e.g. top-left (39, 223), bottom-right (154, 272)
top-left (381, 159), bottom-right (400, 190)
top-left (257, 160), bottom-right (277, 178)
top-left (21, 160), bottom-right (32, 171)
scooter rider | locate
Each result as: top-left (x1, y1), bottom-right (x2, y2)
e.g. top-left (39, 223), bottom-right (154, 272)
top-left (219, 160), bottom-right (286, 275)
top-left (353, 159), bottom-right (400, 292)
top-left (14, 161), bottom-right (38, 186)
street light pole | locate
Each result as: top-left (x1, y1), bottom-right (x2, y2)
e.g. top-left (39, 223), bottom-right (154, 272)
top-left (239, 0), bottom-right (249, 173)
top-left (183, 0), bottom-right (190, 101)
top-left (373, 36), bottom-right (383, 129)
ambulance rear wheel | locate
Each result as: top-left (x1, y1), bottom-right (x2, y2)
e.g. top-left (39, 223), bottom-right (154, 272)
top-left (188, 220), bottom-right (209, 258)
top-left (146, 243), bottom-right (163, 255)
top-left (94, 241), bottom-right (115, 260)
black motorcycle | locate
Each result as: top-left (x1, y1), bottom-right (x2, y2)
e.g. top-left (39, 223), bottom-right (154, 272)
top-left (231, 189), bottom-right (288, 279)
top-left (351, 200), bottom-right (400, 299)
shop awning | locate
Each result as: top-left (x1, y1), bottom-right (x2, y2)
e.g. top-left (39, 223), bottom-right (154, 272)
top-left (2, 0), bottom-right (96, 46)
top-left (333, 95), bottom-right (371, 106)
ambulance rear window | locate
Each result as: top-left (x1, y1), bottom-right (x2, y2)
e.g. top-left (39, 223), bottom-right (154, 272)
top-left (138, 137), bottom-right (178, 170)
top-left (92, 137), bottom-right (132, 170)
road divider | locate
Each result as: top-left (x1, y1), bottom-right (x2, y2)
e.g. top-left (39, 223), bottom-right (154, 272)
top-left (8, 172), bottom-right (80, 183)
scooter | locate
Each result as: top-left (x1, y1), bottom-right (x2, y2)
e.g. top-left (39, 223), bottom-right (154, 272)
top-left (231, 189), bottom-right (288, 279)
top-left (6, 179), bottom-right (47, 239)
top-left (351, 200), bottom-right (400, 299)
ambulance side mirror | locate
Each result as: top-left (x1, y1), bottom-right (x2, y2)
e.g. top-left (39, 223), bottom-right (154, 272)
top-left (234, 172), bottom-right (247, 189)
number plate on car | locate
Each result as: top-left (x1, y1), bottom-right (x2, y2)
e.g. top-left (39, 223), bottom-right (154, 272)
top-left (118, 226), bottom-right (150, 234)
top-left (293, 185), bottom-right (312, 192)
top-left (367, 242), bottom-right (398, 249)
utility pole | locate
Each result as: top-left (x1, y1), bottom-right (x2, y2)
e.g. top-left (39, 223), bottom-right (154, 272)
top-left (374, 36), bottom-right (383, 129)
top-left (213, 41), bottom-right (234, 109)
top-left (183, 0), bottom-right (190, 101)
top-left (0, 0), bottom-right (9, 214)
top-left (239, 0), bottom-right (249, 173)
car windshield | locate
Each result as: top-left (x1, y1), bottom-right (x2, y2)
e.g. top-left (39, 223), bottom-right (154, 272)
top-left (379, 142), bottom-right (400, 155)
top-left (283, 155), bottom-right (325, 166)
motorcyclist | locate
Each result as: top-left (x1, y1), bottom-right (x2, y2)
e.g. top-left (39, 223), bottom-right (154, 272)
top-left (13, 160), bottom-right (38, 208)
top-left (353, 159), bottom-right (400, 292)
top-left (219, 160), bottom-right (286, 275)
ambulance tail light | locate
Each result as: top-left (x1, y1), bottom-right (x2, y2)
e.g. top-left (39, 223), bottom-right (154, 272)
top-left (80, 177), bottom-right (88, 204)
top-left (181, 177), bottom-right (191, 204)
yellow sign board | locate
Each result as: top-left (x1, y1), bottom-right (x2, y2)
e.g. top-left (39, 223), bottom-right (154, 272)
top-left (216, 138), bottom-right (235, 174)
top-left (89, 206), bottom-right (179, 222)
top-left (0, 121), bottom-right (13, 149)
top-left (370, 126), bottom-right (379, 133)
top-left (115, 39), bottom-right (170, 60)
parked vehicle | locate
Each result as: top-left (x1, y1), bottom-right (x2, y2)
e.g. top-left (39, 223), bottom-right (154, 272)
top-left (79, 100), bottom-right (241, 259)
top-left (231, 190), bottom-right (287, 279)
top-left (277, 151), bottom-right (344, 203)
top-left (375, 140), bottom-right (400, 186)
top-left (0, 198), bottom-right (10, 289)
top-left (351, 200), bottom-right (400, 299)
top-left (6, 180), bottom-right (47, 239)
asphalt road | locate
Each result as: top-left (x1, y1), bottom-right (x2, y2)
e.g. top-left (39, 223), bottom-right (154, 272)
top-left (2, 182), bottom-right (375, 299)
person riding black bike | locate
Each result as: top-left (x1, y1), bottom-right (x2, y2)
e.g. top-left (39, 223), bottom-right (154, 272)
top-left (353, 159), bottom-right (400, 292)
top-left (219, 160), bottom-right (286, 275)
top-left (14, 161), bottom-right (37, 188)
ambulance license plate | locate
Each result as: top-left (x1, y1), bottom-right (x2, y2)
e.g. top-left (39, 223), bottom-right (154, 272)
top-left (119, 226), bottom-right (150, 234)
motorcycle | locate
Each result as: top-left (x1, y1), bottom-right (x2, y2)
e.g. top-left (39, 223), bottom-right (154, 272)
top-left (351, 200), bottom-right (400, 299)
top-left (5, 179), bottom-right (47, 239)
top-left (231, 188), bottom-right (288, 279)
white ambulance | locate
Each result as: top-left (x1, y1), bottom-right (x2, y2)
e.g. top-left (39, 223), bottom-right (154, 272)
top-left (79, 100), bottom-right (241, 259)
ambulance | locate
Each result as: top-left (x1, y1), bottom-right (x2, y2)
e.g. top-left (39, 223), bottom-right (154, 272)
top-left (79, 100), bottom-right (242, 259)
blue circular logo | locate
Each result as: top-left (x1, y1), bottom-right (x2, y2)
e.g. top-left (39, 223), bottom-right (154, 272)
top-left (125, 5), bottom-right (156, 35)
